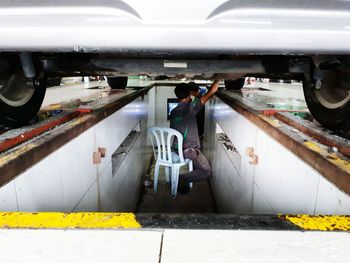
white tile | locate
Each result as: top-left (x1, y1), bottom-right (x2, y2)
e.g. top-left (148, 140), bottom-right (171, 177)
top-left (95, 108), bottom-right (128, 174)
top-left (0, 182), bottom-right (18, 211)
top-left (252, 183), bottom-right (275, 214)
top-left (98, 133), bottom-right (146, 212)
top-left (95, 97), bottom-right (148, 175)
top-left (58, 126), bottom-right (97, 211)
top-left (0, 229), bottom-right (162, 263)
top-left (161, 230), bottom-right (350, 263)
top-left (147, 88), bottom-right (156, 128)
top-left (98, 162), bottom-right (116, 211)
top-left (113, 138), bottom-right (144, 212)
top-left (73, 182), bottom-right (98, 212)
top-left (156, 86), bottom-right (175, 102)
top-left (315, 176), bottom-right (350, 215)
top-left (155, 86), bottom-right (175, 121)
top-left (278, 151), bottom-right (320, 214)
top-left (253, 129), bottom-right (284, 211)
top-left (155, 103), bottom-right (167, 120)
top-left (15, 154), bottom-right (64, 212)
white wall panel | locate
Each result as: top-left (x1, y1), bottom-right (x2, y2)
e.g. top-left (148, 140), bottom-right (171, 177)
top-left (15, 153), bottom-right (65, 212)
top-left (72, 182), bottom-right (98, 212)
top-left (206, 96), bottom-right (350, 215)
top-left (0, 91), bottom-right (151, 213)
top-left (252, 184), bottom-right (275, 214)
top-left (154, 86), bottom-right (174, 127)
top-left (98, 162), bottom-right (115, 211)
top-left (58, 126), bottom-right (97, 211)
top-left (98, 134), bottom-right (144, 212)
top-left (0, 182), bottom-right (18, 211)
top-left (147, 88), bottom-right (156, 128)
top-left (278, 151), bottom-right (319, 214)
top-left (112, 135), bottom-right (144, 212)
top-left (253, 130), bottom-right (284, 212)
top-left (315, 176), bottom-right (350, 215)
top-left (90, 98), bottom-right (149, 212)
top-left (95, 98), bottom-right (143, 175)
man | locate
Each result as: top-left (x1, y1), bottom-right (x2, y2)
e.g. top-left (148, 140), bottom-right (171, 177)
top-left (188, 81), bottom-right (206, 140)
top-left (170, 80), bottom-right (220, 193)
top-left (188, 81), bottom-right (207, 98)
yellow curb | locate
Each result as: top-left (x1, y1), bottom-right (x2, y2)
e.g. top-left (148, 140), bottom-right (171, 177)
top-left (283, 215), bottom-right (350, 231)
top-left (0, 212), bottom-right (141, 229)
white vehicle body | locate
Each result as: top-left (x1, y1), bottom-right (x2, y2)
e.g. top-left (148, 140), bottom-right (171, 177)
top-left (0, 0), bottom-right (350, 129)
top-left (0, 0), bottom-right (350, 54)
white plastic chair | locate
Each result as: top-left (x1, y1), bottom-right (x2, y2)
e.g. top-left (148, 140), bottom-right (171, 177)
top-left (148, 127), bottom-right (193, 198)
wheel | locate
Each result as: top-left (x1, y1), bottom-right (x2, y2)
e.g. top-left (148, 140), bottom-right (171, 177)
top-left (106, 77), bottom-right (128, 89)
top-left (224, 78), bottom-right (245, 90)
top-left (303, 68), bottom-right (350, 130)
top-left (0, 70), bottom-right (46, 127)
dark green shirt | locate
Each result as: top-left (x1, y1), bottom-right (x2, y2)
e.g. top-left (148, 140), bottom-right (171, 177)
top-left (170, 97), bottom-right (204, 149)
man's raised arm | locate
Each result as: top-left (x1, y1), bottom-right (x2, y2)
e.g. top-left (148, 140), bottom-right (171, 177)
top-left (200, 80), bottom-right (220, 105)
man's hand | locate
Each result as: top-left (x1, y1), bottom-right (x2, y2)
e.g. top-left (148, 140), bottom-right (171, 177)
top-left (200, 80), bottom-right (220, 105)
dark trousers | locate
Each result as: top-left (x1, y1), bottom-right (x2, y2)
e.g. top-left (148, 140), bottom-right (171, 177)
top-left (180, 148), bottom-right (212, 183)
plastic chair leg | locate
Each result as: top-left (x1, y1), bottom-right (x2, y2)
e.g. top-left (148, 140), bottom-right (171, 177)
top-left (154, 162), bottom-right (160, 193)
top-left (170, 166), bottom-right (176, 197)
top-left (165, 167), bottom-right (171, 183)
top-left (171, 166), bottom-right (180, 198)
top-left (189, 161), bottom-right (193, 188)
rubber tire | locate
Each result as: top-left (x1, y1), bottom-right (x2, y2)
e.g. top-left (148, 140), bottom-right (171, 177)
top-left (224, 78), bottom-right (245, 90)
top-left (107, 77), bottom-right (128, 89)
top-left (303, 79), bottom-right (350, 130)
top-left (0, 78), bottom-right (47, 127)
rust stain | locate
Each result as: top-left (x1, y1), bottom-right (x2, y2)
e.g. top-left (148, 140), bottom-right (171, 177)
top-left (0, 111), bottom-right (81, 154)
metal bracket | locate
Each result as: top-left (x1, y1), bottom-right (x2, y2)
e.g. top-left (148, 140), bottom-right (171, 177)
top-left (20, 52), bottom-right (36, 89)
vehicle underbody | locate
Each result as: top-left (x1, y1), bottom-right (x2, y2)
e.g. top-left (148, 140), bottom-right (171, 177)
top-left (0, 52), bottom-right (350, 130)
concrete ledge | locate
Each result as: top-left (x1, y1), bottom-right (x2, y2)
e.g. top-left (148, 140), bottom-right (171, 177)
top-left (1, 212), bottom-right (350, 231)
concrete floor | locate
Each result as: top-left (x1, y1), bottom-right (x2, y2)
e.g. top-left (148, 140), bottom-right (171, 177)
top-left (1, 228), bottom-right (350, 263)
top-left (137, 159), bottom-right (216, 213)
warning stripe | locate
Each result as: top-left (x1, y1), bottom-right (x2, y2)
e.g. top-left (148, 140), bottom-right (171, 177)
top-left (0, 212), bottom-right (141, 229)
top-left (0, 213), bottom-right (349, 231)
top-left (281, 215), bottom-right (350, 231)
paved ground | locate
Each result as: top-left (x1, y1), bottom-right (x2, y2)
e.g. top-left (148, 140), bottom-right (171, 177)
top-left (137, 159), bottom-right (216, 213)
top-left (2, 228), bottom-right (350, 262)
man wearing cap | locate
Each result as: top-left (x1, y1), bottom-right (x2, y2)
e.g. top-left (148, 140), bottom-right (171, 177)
top-left (170, 80), bottom-right (220, 193)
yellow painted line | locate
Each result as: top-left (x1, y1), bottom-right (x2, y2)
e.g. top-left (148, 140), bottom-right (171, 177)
top-left (304, 141), bottom-right (350, 173)
top-left (283, 215), bottom-right (350, 231)
top-left (0, 143), bottom-right (38, 166)
top-left (258, 114), bottom-right (281, 127)
top-left (0, 212), bottom-right (141, 229)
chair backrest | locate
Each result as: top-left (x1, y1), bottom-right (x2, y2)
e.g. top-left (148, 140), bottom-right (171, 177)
top-left (148, 127), bottom-right (185, 163)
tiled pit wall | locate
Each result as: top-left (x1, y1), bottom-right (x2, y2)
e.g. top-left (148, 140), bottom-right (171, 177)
top-left (153, 85), bottom-right (175, 128)
top-left (204, 97), bottom-right (350, 215)
top-left (0, 95), bottom-right (152, 212)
